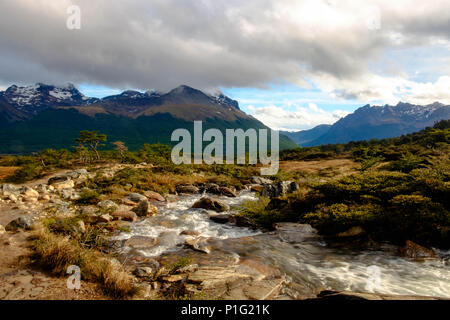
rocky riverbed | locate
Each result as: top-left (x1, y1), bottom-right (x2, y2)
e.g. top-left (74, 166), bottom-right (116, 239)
top-left (0, 165), bottom-right (449, 300)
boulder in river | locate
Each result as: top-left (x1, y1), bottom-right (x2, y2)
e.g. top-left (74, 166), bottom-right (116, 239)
top-left (399, 240), bottom-right (437, 260)
top-left (5, 216), bottom-right (34, 232)
top-left (192, 197), bottom-right (230, 212)
top-left (209, 213), bottom-right (232, 224)
top-left (202, 183), bottom-right (237, 197)
top-left (132, 200), bottom-right (158, 217)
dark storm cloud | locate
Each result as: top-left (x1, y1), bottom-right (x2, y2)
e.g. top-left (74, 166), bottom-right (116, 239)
top-left (0, 0), bottom-right (449, 92)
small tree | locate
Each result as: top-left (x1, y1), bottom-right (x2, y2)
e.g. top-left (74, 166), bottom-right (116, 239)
top-left (113, 141), bottom-right (128, 160)
top-left (76, 130), bottom-right (107, 161)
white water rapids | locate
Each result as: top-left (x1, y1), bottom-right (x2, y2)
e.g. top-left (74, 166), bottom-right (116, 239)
top-left (117, 191), bottom-right (450, 298)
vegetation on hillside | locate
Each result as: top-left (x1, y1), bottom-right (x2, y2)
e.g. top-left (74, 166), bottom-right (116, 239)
top-left (241, 120), bottom-right (450, 248)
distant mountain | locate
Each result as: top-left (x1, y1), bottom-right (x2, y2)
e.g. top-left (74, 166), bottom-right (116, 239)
top-left (281, 124), bottom-right (332, 146)
top-left (287, 102), bottom-right (450, 147)
top-left (0, 83), bottom-right (297, 153)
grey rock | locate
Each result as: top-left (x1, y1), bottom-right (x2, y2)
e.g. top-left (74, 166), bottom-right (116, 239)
top-left (261, 181), bottom-right (299, 198)
top-left (251, 176), bottom-right (273, 185)
top-left (134, 266), bottom-right (155, 278)
top-left (5, 216), bottom-right (34, 232)
top-left (132, 200), bottom-right (149, 217)
top-left (98, 200), bottom-right (118, 211)
top-left (127, 193), bottom-right (147, 203)
top-left (209, 213), bottom-right (232, 224)
top-left (1, 184), bottom-right (20, 196)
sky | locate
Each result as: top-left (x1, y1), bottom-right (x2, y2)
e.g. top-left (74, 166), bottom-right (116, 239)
top-left (0, 0), bottom-right (449, 131)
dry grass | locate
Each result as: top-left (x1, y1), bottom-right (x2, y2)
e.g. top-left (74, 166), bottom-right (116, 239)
top-left (0, 166), bottom-right (20, 180)
top-left (31, 225), bottom-right (136, 298)
top-left (279, 159), bottom-right (358, 177)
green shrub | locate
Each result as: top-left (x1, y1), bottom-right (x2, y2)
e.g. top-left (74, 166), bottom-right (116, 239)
top-left (5, 164), bottom-right (43, 183)
top-left (76, 189), bottom-right (101, 205)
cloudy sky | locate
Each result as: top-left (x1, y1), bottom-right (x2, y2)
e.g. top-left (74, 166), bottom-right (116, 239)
top-left (0, 0), bottom-right (449, 130)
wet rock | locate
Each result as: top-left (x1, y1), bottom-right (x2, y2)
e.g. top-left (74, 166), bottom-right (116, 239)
top-left (232, 215), bottom-right (259, 230)
top-left (218, 187), bottom-right (237, 197)
top-left (111, 211), bottom-right (137, 222)
top-left (176, 184), bottom-right (200, 194)
top-left (132, 200), bottom-right (149, 217)
top-left (251, 176), bottom-right (273, 185)
top-left (274, 223), bottom-right (318, 243)
top-left (98, 200), bottom-right (118, 211)
top-left (125, 236), bottom-right (159, 249)
top-left (127, 193), bottom-right (147, 203)
top-left (400, 240), bottom-right (437, 260)
top-left (5, 216), bottom-right (34, 232)
top-left (185, 237), bottom-right (211, 254)
top-left (180, 230), bottom-right (200, 236)
top-left (202, 184), bottom-right (237, 197)
top-left (209, 213), bottom-right (232, 224)
top-left (144, 191), bottom-right (165, 202)
top-left (337, 226), bottom-right (365, 238)
top-left (261, 181), bottom-right (299, 198)
top-left (192, 197), bottom-right (230, 212)
top-left (132, 200), bottom-right (158, 217)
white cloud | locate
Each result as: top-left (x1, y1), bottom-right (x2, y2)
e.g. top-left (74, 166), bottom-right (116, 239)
top-left (313, 74), bottom-right (450, 105)
top-left (247, 103), bottom-right (350, 131)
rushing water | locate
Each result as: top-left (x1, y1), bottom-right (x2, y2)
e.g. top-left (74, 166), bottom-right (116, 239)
top-left (117, 191), bottom-right (450, 298)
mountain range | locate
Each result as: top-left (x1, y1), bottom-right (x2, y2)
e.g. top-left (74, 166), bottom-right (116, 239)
top-left (283, 102), bottom-right (450, 147)
top-left (0, 83), bottom-right (297, 153)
